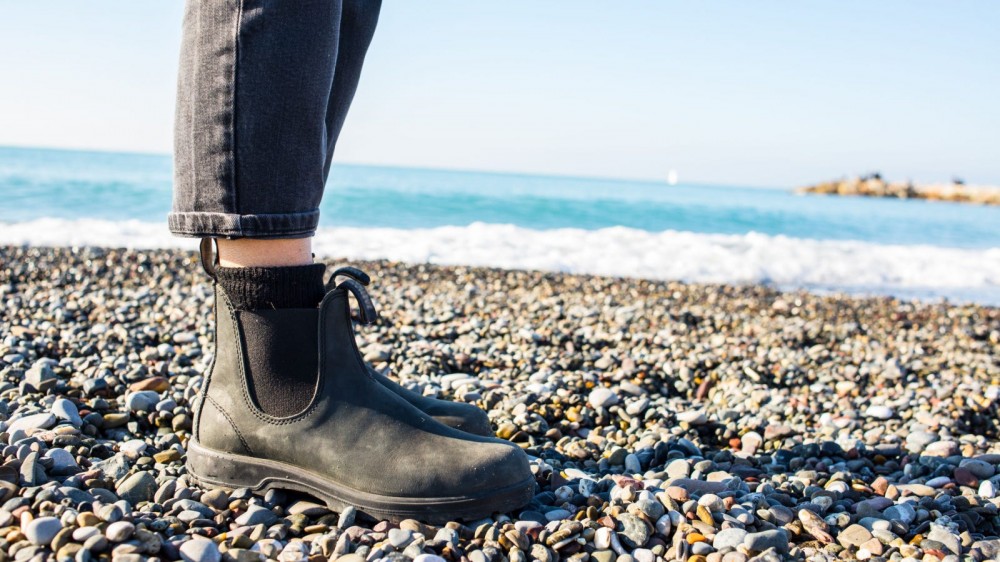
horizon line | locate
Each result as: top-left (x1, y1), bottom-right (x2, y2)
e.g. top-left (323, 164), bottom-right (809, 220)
top-left (0, 143), bottom-right (793, 191)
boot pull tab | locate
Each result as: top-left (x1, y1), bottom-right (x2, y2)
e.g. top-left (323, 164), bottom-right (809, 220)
top-left (199, 238), bottom-right (219, 280)
top-left (338, 278), bottom-right (378, 325)
top-left (331, 266), bottom-right (370, 286)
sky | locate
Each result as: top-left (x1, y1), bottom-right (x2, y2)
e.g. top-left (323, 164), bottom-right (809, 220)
top-left (1, 1), bottom-right (998, 187)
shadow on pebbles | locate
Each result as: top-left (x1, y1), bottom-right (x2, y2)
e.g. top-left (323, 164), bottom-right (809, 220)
top-left (0, 246), bottom-right (999, 562)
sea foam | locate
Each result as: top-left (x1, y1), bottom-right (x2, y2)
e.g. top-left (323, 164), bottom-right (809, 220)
top-left (1, 218), bottom-right (997, 304)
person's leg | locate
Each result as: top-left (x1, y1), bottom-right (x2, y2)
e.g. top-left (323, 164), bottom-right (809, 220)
top-left (170, 0), bottom-right (351, 242)
top-left (170, 0), bottom-right (531, 520)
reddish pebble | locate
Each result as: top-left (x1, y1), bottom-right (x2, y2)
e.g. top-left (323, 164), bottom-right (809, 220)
top-left (129, 376), bottom-right (169, 392)
top-left (953, 467), bottom-right (979, 487)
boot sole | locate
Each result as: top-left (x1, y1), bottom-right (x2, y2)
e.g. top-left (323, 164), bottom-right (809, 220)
top-left (186, 439), bottom-right (535, 524)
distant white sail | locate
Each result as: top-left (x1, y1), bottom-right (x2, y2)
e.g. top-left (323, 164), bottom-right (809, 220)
top-left (667, 170), bottom-right (679, 185)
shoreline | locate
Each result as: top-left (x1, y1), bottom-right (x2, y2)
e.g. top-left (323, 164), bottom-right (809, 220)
top-left (1, 246), bottom-right (999, 559)
top-left (2, 223), bottom-right (999, 307)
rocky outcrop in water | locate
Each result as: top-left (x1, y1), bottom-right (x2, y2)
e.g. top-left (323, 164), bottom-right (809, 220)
top-left (798, 174), bottom-right (1000, 205)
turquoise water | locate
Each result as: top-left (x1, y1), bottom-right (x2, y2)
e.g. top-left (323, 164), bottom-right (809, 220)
top-left (1, 145), bottom-right (998, 248)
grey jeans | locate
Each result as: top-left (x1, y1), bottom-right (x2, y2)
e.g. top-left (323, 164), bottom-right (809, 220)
top-left (168, 0), bottom-right (381, 239)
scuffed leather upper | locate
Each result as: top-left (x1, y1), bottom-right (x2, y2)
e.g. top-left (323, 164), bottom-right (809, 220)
top-left (195, 285), bottom-right (531, 498)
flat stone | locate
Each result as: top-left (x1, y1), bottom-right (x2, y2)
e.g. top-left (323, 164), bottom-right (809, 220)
top-left (677, 410), bottom-right (707, 425)
top-left (923, 440), bottom-right (959, 457)
top-left (8, 413), bottom-right (56, 434)
top-left (665, 459), bottom-right (690, 479)
top-left (838, 524), bottom-right (873, 548)
top-left (743, 529), bottom-right (788, 554)
top-left (235, 505), bottom-right (278, 527)
top-left (713, 528), bottom-right (747, 550)
top-left (287, 500), bottom-right (331, 517)
top-left (864, 405), bottom-right (893, 419)
top-left (669, 478), bottom-right (727, 495)
top-left (959, 459), bottom-right (995, 479)
top-left (896, 484), bottom-right (936, 497)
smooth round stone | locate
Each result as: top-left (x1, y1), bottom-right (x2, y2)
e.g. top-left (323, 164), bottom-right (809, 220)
top-left (117, 471), bottom-right (158, 505)
top-left (624, 454), bottom-right (642, 474)
top-left (125, 391), bottom-right (161, 413)
top-left (926, 476), bottom-right (952, 488)
top-left (864, 405), bottom-right (894, 420)
top-left (588, 388), bottom-right (619, 409)
top-left (24, 516), bottom-right (62, 547)
top-left (698, 494), bottom-right (725, 512)
top-left (677, 410), bottom-right (707, 425)
top-left (46, 448), bottom-right (78, 472)
top-left (73, 527), bottom-right (101, 542)
top-left (414, 556), bottom-right (447, 562)
top-left (106, 521), bottom-right (135, 542)
top-left (654, 514), bottom-right (672, 536)
top-left (959, 459), bottom-right (996, 479)
top-left (544, 509), bottom-right (573, 521)
top-left (632, 548), bottom-right (655, 562)
top-left (180, 538), bottom-right (221, 562)
top-left (979, 480), bottom-right (997, 499)
top-left (51, 398), bottom-right (82, 427)
top-left (740, 432), bottom-right (763, 455)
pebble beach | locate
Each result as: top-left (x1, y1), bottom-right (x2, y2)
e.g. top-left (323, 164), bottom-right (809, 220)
top-left (1, 245), bottom-right (999, 562)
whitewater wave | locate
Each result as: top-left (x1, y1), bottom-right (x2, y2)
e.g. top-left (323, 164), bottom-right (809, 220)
top-left (1, 218), bottom-right (997, 305)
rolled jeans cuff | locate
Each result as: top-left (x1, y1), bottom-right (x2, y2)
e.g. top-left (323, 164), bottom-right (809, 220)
top-left (167, 210), bottom-right (320, 239)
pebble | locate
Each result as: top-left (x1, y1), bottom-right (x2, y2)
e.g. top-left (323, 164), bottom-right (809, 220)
top-left (1, 248), bottom-right (999, 562)
top-left (180, 538), bottom-right (221, 562)
top-left (744, 529), bottom-right (788, 554)
top-left (24, 516), bottom-right (62, 546)
top-left (589, 388), bottom-right (619, 409)
top-left (105, 521), bottom-right (135, 542)
top-left (713, 528), bottom-right (748, 550)
top-left (116, 471), bottom-right (157, 504)
top-left (864, 405), bottom-right (894, 419)
top-left (51, 398), bottom-right (82, 426)
top-left (8, 412), bottom-right (55, 433)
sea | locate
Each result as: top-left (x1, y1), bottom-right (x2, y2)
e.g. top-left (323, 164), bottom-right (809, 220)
top-left (1, 146), bottom-right (998, 305)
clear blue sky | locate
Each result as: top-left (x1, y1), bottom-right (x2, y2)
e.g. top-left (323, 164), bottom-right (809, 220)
top-left (1, 1), bottom-right (998, 187)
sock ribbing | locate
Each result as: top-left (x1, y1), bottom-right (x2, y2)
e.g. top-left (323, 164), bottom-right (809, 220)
top-left (216, 264), bottom-right (326, 310)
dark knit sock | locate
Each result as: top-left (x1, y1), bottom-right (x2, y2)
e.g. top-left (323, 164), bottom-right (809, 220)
top-left (216, 264), bottom-right (326, 310)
